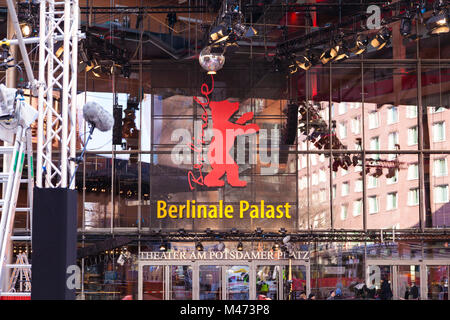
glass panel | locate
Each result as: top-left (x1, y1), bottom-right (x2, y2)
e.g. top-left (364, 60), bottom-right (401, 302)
top-left (427, 265), bottom-right (449, 300)
top-left (256, 265), bottom-right (279, 300)
top-left (283, 265), bottom-right (307, 300)
top-left (142, 265), bottom-right (165, 300)
top-left (199, 265), bottom-right (222, 300)
top-left (83, 154), bottom-right (112, 229)
top-left (226, 265), bottom-right (250, 300)
top-left (366, 265), bottom-right (393, 300)
top-left (397, 265), bottom-right (421, 300)
top-left (169, 265), bottom-right (193, 300)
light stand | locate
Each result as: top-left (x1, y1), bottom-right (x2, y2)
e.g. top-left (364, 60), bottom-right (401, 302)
top-left (68, 124), bottom-right (96, 187)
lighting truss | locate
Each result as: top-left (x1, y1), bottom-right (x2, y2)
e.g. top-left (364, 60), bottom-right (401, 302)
top-left (36, 0), bottom-right (82, 188)
top-left (74, 229), bottom-right (450, 244)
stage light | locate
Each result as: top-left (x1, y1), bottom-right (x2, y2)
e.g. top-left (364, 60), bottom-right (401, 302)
top-left (237, 241), bottom-right (244, 251)
top-left (272, 243), bottom-right (280, 251)
top-left (233, 23), bottom-right (257, 38)
top-left (333, 40), bottom-right (349, 61)
top-left (282, 236), bottom-right (291, 244)
top-left (348, 34), bottom-right (368, 55)
top-left (296, 53), bottom-right (313, 71)
top-left (159, 243), bottom-right (167, 252)
top-left (196, 241), bottom-right (204, 251)
top-left (400, 12), bottom-right (413, 37)
top-left (320, 44), bottom-right (338, 64)
top-left (209, 23), bottom-right (231, 43)
top-left (288, 61), bottom-right (298, 74)
top-left (426, 8), bottom-right (449, 34)
top-left (92, 65), bottom-right (102, 78)
top-left (20, 23), bottom-right (32, 38)
top-left (255, 227), bottom-right (263, 235)
top-left (370, 28), bottom-right (391, 50)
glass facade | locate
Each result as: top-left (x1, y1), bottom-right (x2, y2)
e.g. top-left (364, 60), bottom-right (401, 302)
top-left (2, 1), bottom-right (450, 301)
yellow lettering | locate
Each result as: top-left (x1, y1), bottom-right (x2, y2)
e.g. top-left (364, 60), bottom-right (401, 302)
top-left (266, 205), bottom-right (275, 218)
top-left (157, 201), bottom-right (167, 218)
top-left (208, 206), bottom-right (218, 218)
top-left (168, 205), bottom-right (177, 218)
top-left (284, 203), bottom-right (292, 218)
top-left (240, 201), bottom-right (249, 218)
top-left (250, 205), bottom-right (259, 219)
top-left (225, 205), bottom-right (234, 218)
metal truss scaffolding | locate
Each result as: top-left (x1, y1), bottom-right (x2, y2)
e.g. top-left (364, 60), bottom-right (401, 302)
top-left (36, 0), bottom-right (80, 189)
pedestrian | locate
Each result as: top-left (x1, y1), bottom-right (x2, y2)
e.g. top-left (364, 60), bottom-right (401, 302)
top-left (327, 290), bottom-right (336, 300)
top-left (307, 293), bottom-right (316, 300)
top-left (380, 278), bottom-right (393, 300)
top-left (410, 282), bottom-right (419, 300)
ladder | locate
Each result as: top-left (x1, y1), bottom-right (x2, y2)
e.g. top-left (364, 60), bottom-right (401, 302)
top-left (8, 253), bottom-right (31, 293)
top-left (0, 124), bottom-right (34, 298)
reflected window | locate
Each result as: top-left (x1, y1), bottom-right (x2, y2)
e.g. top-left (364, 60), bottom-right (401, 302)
top-left (386, 169), bottom-right (398, 185)
top-left (386, 192), bottom-right (398, 211)
top-left (368, 112), bottom-right (379, 129)
top-left (368, 196), bottom-right (379, 214)
top-left (408, 164), bottom-right (419, 180)
top-left (406, 105), bottom-right (417, 118)
top-left (339, 122), bottom-right (347, 139)
top-left (408, 126), bottom-right (418, 145)
top-left (338, 102), bottom-right (348, 115)
top-left (368, 176), bottom-right (378, 189)
top-left (353, 199), bottom-right (362, 216)
top-left (341, 205), bottom-right (348, 220)
top-left (341, 182), bottom-right (349, 196)
top-left (355, 179), bottom-right (363, 192)
top-left (433, 122), bottom-right (446, 142)
top-left (351, 116), bottom-right (361, 135)
top-left (434, 185), bottom-right (449, 204)
top-left (434, 158), bottom-right (448, 177)
top-left (387, 106), bottom-right (399, 124)
top-left (408, 188), bottom-right (420, 206)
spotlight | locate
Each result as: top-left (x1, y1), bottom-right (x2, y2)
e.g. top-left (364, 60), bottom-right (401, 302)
top-left (348, 34), bottom-right (368, 55)
top-left (92, 65), bottom-right (102, 78)
top-left (196, 241), bottom-right (204, 251)
top-left (279, 228), bottom-right (287, 235)
top-left (370, 28), bottom-right (391, 50)
top-left (282, 235), bottom-right (291, 244)
top-left (159, 242), bottom-right (167, 252)
top-left (209, 22), bottom-right (231, 43)
top-left (288, 61), bottom-right (298, 74)
top-left (237, 241), bottom-right (244, 251)
top-left (400, 12), bottom-right (413, 37)
top-left (20, 23), bottom-right (32, 38)
top-left (255, 227), bottom-right (263, 235)
top-left (272, 243), bottom-right (280, 251)
top-left (320, 44), bottom-right (338, 64)
top-left (233, 23), bottom-right (257, 38)
top-left (333, 40), bottom-right (349, 61)
top-left (426, 7), bottom-right (449, 34)
top-left (295, 53), bottom-right (313, 71)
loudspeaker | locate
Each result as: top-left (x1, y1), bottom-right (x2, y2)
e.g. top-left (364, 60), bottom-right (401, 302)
top-left (112, 104), bottom-right (123, 145)
top-left (31, 188), bottom-right (78, 300)
top-left (283, 103), bottom-right (299, 145)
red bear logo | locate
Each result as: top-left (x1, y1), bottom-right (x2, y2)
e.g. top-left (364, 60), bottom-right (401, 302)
top-left (204, 100), bottom-right (260, 187)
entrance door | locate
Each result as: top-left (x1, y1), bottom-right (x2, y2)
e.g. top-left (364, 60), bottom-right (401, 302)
top-left (139, 262), bottom-right (195, 300)
top-left (397, 265), bottom-right (420, 300)
top-left (366, 264), bottom-right (393, 299)
top-left (425, 262), bottom-right (449, 300)
top-left (198, 261), bottom-right (251, 300)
